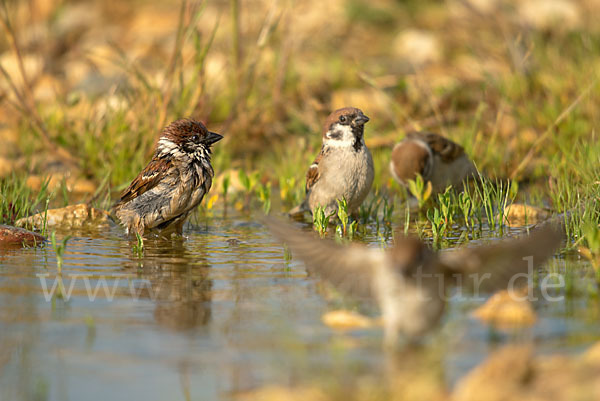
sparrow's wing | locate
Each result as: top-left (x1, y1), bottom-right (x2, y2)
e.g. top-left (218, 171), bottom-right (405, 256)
top-left (407, 131), bottom-right (465, 163)
top-left (305, 149), bottom-right (324, 193)
top-left (438, 221), bottom-right (564, 292)
top-left (265, 218), bottom-right (384, 299)
top-left (115, 157), bottom-right (171, 206)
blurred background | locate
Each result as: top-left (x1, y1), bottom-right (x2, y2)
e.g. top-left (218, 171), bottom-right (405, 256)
top-left (1, 0), bottom-right (599, 208)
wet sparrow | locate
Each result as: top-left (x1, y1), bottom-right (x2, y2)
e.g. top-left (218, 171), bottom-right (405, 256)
top-left (113, 119), bottom-right (223, 235)
top-left (390, 131), bottom-right (477, 195)
top-left (266, 218), bottom-right (563, 347)
top-left (289, 107), bottom-right (374, 217)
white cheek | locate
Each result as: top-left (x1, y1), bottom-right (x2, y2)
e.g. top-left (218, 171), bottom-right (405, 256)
top-left (324, 124), bottom-right (356, 148)
top-left (157, 138), bottom-right (184, 158)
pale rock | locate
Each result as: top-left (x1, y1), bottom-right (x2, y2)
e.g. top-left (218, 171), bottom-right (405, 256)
top-left (519, 0), bottom-right (581, 31)
top-left (472, 288), bottom-right (537, 328)
top-left (0, 53), bottom-right (44, 89)
top-left (15, 204), bottom-right (111, 230)
top-left (235, 385), bottom-right (328, 401)
top-left (203, 53), bottom-right (228, 94)
top-left (504, 203), bottom-right (550, 226)
top-left (321, 309), bottom-right (378, 330)
top-left (392, 29), bottom-right (442, 66)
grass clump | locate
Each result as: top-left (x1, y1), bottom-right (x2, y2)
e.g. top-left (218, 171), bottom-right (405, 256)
top-left (0, 175), bottom-right (51, 227)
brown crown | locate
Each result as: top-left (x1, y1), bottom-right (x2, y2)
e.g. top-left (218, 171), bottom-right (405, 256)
top-left (322, 107), bottom-right (366, 137)
top-left (160, 119), bottom-right (209, 143)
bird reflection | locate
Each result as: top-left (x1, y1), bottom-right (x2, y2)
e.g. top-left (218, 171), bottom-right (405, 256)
top-left (121, 235), bottom-right (212, 331)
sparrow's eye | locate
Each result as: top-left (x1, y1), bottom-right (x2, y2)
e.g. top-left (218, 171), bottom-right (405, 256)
top-left (191, 135), bottom-right (200, 142)
top-left (339, 115), bottom-right (348, 123)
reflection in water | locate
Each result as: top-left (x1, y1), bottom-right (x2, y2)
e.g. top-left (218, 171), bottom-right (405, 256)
top-left (0, 214), bottom-right (599, 401)
top-left (122, 236), bottom-right (213, 331)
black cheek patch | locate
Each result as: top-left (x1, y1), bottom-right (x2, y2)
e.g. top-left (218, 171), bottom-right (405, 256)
top-left (328, 130), bottom-right (342, 140)
top-left (183, 142), bottom-right (198, 153)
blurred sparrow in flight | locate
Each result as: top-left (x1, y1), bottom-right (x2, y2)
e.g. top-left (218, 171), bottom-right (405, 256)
top-left (390, 131), bottom-right (477, 195)
top-left (289, 107), bottom-right (374, 217)
top-left (113, 119), bottom-right (223, 236)
top-left (266, 218), bottom-right (563, 348)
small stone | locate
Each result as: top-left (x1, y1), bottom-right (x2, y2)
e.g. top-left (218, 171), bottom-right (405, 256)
top-left (519, 0), bottom-right (581, 32)
top-left (15, 204), bottom-right (111, 230)
top-left (0, 53), bottom-right (44, 91)
top-left (472, 288), bottom-right (537, 329)
top-left (392, 29), bottom-right (442, 66)
top-left (0, 225), bottom-right (46, 248)
top-left (235, 385), bottom-right (328, 401)
top-left (504, 203), bottom-right (550, 227)
top-left (321, 309), bottom-right (378, 330)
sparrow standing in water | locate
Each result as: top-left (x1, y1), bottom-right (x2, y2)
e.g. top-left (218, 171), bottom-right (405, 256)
top-left (266, 218), bottom-right (563, 347)
top-left (390, 131), bottom-right (477, 195)
top-left (290, 107), bottom-right (374, 217)
top-left (113, 119), bottom-right (223, 236)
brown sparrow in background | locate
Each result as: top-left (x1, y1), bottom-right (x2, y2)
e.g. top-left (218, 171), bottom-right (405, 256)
top-left (113, 119), bottom-right (223, 235)
top-left (289, 107), bottom-right (374, 217)
top-left (266, 218), bottom-right (563, 347)
top-left (390, 131), bottom-right (477, 195)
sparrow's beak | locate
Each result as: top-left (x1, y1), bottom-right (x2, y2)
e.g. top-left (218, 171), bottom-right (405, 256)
top-left (204, 131), bottom-right (223, 145)
top-left (353, 114), bottom-right (370, 127)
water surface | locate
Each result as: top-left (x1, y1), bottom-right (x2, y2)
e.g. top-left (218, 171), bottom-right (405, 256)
top-left (0, 210), bottom-right (598, 400)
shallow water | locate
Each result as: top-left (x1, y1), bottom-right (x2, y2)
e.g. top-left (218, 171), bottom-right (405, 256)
top-left (1, 209), bottom-right (599, 400)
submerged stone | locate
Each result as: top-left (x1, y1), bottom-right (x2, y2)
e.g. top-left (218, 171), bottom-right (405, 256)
top-left (0, 225), bottom-right (46, 248)
top-left (504, 203), bottom-right (550, 227)
top-left (472, 288), bottom-right (537, 329)
top-left (15, 203), bottom-right (111, 230)
top-left (321, 309), bottom-right (378, 330)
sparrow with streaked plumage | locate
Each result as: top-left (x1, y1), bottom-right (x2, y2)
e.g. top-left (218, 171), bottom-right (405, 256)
top-left (113, 119), bottom-right (223, 236)
top-left (289, 107), bottom-right (374, 217)
top-left (266, 218), bottom-right (563, 347)
top-left (390, 131), bottom-right (477, 195)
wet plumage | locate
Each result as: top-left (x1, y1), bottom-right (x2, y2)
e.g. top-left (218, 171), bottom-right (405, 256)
top-left (113, 119), bottom-right (223, 235)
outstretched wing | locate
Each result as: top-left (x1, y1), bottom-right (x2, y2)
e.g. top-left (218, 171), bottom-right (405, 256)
top-left (305, 149), bottom-right (325, 193)
top-left (114, 157), bottom-right (171, 207)
top-left (407, 131), bottom-right (465, 163)
top-left (438, 220), bottom-right (564, 292)
top-left (264, 218), bottom-right (385, 299)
